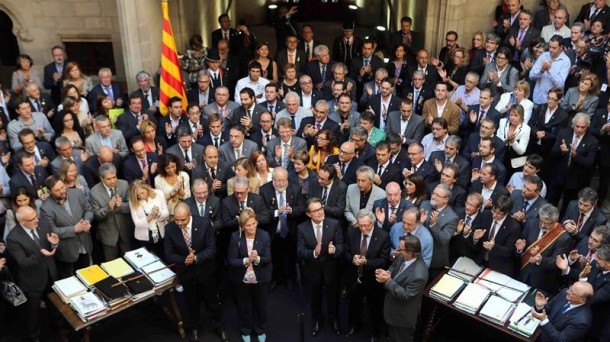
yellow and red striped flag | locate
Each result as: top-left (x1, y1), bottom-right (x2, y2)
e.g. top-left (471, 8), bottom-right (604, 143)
top-left (159, 0), bottom-right (187, 116)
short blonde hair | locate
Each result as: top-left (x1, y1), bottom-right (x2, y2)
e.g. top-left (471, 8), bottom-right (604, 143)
top-left (514, 80), bottom-right (531, 99)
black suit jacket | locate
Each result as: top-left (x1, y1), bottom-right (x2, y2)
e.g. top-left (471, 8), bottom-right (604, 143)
top-left (470, 212), bottom-right (520, 277)
top-left (298, 90), bottom-right (324, 108)
top-left (259, 182), bottom-right (307, 240)
top-left (368, 94), bottom-right (402, 128)
top-left (407, 65), bottom-right (440, 89)
top-left (574, 3), bottom-right (610, 30)
top-left (186, 87), bottom-right (214, 107)
top-left (562, 200), bottom-right (607, 244)
top-left (332, 36), bottom-right (363, 68)
top-left (249, 128), bottom-right (278, 154)
top-left (43, 62), bottom-right (64, 105)
top-left (305, 61), bottom-right (334, 88)
top-left (9, 168), bottom-right (48, 199)
top-left (297, 218), bottom-right (344, 283)
top-left (296, 116), bottom-right (340, 147)
top-left (122, 153), bottom-right (159, 184)
top-left (539, 288), bottom-right (593, 342)
top-left (354, 143), bottom-right (376, 166)
top-left (81, 155), bottom-right (122, 188)
top-left (401, 84), bottom-right (434, 115)
top-left (550, 129), bottom-right (599, 190)
top-left (326, 155), bottom-right (363, 186)
top-left (164, 216), bottom-right (216, 278)
top-left (495, 12), bottom-right (522, 40)
top-left (308, 179), bottom-right (347, 221)
top-left (450, 212), bottom-right (484, 263)
top-left (115, 110), bottom-right (155, 144)
top-left (344, 227), bottom-right (391, 288)
top-left (469, 49), bottom-right (494, 76)
top-left (503, 26), bottom-right (541, 61)
top-left (388, 30), bottom-right (423, 64)
top-left (368, 160), bottom-right (403, 190)
top-left (191, 160), bottom-right (234, 199)
top-left (403, 159), bottom-right (437, 184)
top-left (527, 105), bottom-right (570, 156)
top-left (371, 198), bottom-right (412, 233)
top-left (88, 82), bottom-right (126, 111)
top-left (221, 193), bottom-right (271, 232)
top-left (350, 56), bottom-right (385, 87)
top-left (276, 49), bottom-right (307, 77)
top-left (462, 104), bottom-right (501, 137)
top-left (211, 28), bottom-right (240, 52)
top-left (462, 133), bottom-right (506, 162)
top-left (184, 196), bottom-right (222, 232)
top-left (471, 155), bottom-right (507, 184)
top-left (157, 115), bottom-right (188, 147)
top-left (130, 87), bottom-right (160, 111)
top-left (428, 150), bottom-right (470, 189)
top-left (591, 108), bottom-right (610, 168)
top-left (230, 104), bottom-right (267, 134)
top-left (196, 131), bottom-right (229, 148)
top-left (227, 229), bottom-right (272, 284)
top-left (260, 100), bottom-right (285, 115)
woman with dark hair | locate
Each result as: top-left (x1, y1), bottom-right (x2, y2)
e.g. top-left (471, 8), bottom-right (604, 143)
top-left (94, 93), bottom-right (113, 117)
top-left (252, 151), bottom-right (273, 185)
top-left (54, 98), bottom-right (87, 148)
top-left (11, 54), bottom-right (42, 94)
top-left (290, 149), bottom-right (317, 197)
top-left (403, 173), bottom-right (427, 207)
top-left (279, 63), bottom-right (300, 98)
top-left (387, 43), bottom-right (410, 95)
top-left (154, 153), bottom-right (190, 216)
top-left (254, 42), bottom-right (279, 83)
top-left (227, 209), bottom-right (272, 342)
top-left (182, 34), bottom-right (207, 89)
top-left (57, 84), bottom-right (92, 132)
top-left (307, 129), bottom-right (339, 172)
top-left (3, 187), bottom-right (38, 241)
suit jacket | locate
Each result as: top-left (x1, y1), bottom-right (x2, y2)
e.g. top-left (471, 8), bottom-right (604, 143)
top-left (471, 155), bottom-right (507, 184)
top-left (297, 40), bottom-right (321, 59)
top-left (81, 155), bottom-right (122, 188)
top-left (90, 179), bottom-right (133, 247)
top-left (40, 188), bottom-right (94, 262)
top-left (371, 198), bottom-right (412, 233)
top-left (50, 152), bottom-right (84, 176)
top-left (574, 3), bottom-right (610, 30)
top-left (166, 143), bottom-right (205, 172)
top-left (407, 65), bottom-right (440, 90)
top-left (122, 152), bottom-right (159, 184)
top-left (130, 87), bottom-right (160, 111)
top-left (502, 26), bottom-right (541, 62)
top-left (297, 218), bottom-right (344, 283)
top-left (345, 227), bottom-right (391, 288)
top-left (326, 155), bottom-right (363, 186)
top-left (184, 196), bottom-right (222, 232)
top-left (386, 60), bottom-right (411, 94)
top-left (88, 82), bottom-right (126, 111)
top-left (221, 193), bottom-right (271, 232)
top-left (527, 105), bottom-right (570, 156)
top-left (510, 192), bottom-right (548, 225)
top-left (332, 36), bottom-right (363, 68)
top-left (115, 110), bottom-right (155, 145)
top-left (84, 130), bottom-right (129, 159)
top-left (276, 49), bottom-right (307, 77)
top-left (592, 108), bottom-right (610, 169)
top-left (28, 93), bottom-right (54, 118)
top-left (249, 128), bottom-right (278, 153)
top-left (6, 221), bottom-right (58, 292)
top-left (211, 27), bottom-right (241, 53)
top-left (427, 181), bottom-right (467, 211)
top-left (450, 212), bottom-right (484, 262)
top-left (388, 30), bottom-right (423, 64)
top-left (383, 256), bottom-right (428, 328)
top-left (470, 180), bottom-right (510, 205)
top-left (368, 94), bottom-right (402, 128)
top-left (305, 61), bottom-right (334, 88)
top-left (157, 115), bottom-right (188, 147)
top-left (470, 212), bottom-right (520, 277)
top-left (329, 110), bottom-right (360, 144)
top-left (344, 183), bottom-right (386, 225)
top-left (368, 160), bottom-right (403, 190)
top-left (427, 205), bottom-right (459, 269)
top-left (266, 137), bottom-right (308, 167)
top-left (197, 131), bottom-right (229, 148)
top-left (296, 116), bottom-right (340, 147)
top-left (298, 90), bottom-right (324, 109)
top-left (518, 221), bottom-right (572, 294)
top-left (422, 99), bottom-right (461, 135)
top-left (480, 62), bottom-right (519, 95)
top-left (260, 100), bottom-right (285, 116)
top-left (191, 160), bottom-right (234, 199)
top-left (164, 216), bottom-right (216, 277)
top-left (495, 11), bottom-right (523, 40)
top-left (387, 113), bottom-right (424, 149)
top-left (227, 229), bottom-right (272, 283)
top-left (469, 48), bottom-right (494, 76)
top-left (186, 87), bottom-right (214, 107)
top-left (428, 150), bottom-right (470, 189)
top-left (562, 200), bottom-right (607, 244)
top-left (350, 55), bottom-right (385, 86)
top-left (403, 159), bottom-right (437, 184)
top-left (539, 288), bottom-right (593, 342)
top-left (230, 104), bottom-right (268, 134)
top-left (260, 182), bottom-right (307, 239)
top-left (550, 129), bottom-right (599, 190)
top-left (43, 61), bottom-right (64, 105)
top-left (462, 104), bottom-right (502, 137)
top-left (218, 139), bottom-right (259, 165)
top-left (462, 133), bottom-right (506, 163)
top-left (561, 88), bottom-right (599, 118)
top-left (308, 179), bottom-right (347, 221)
top-left (9, 168), bottom-right (48, 199)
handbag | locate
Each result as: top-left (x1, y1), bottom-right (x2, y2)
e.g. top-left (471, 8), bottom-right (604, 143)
top-left (1, 267), bottom-right (27, 306)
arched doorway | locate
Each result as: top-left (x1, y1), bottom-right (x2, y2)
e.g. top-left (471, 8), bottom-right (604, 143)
top-left (0, 10), bottom-right (20, 90)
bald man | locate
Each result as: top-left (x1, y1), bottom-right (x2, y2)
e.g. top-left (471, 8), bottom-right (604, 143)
top-left (372, 182), bottom-right (412, 233)
top-left (82, 145), bottom-right (122, 188)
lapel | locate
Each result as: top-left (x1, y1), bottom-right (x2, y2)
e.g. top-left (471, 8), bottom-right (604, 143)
top-left (365, 229), bottom-right (379, 258)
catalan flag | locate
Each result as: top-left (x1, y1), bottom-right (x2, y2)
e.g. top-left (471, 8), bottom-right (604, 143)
top-left (159, 0), bottom-right (187, 116)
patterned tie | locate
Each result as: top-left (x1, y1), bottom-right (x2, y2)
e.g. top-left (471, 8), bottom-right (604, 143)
top-left (360, 234), bottom-right (368, 256)
top-left (321, 64), bottom-right (327, 83)
top-left (315, 224), bottom-right (322, 244)
top-left (568, 137), bottom-right (580, 166)
top-left (282, 144), bottom-right (289, 168)
top-left (181, 227), bottom-right (191, 248)
top-left (576, 213), bottom-right (585, 232)
top-left (321, 186), bottom-right (329, 205)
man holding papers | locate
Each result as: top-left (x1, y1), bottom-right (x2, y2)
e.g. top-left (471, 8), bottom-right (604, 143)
top-left (531, 281), bottom-right (593, 342)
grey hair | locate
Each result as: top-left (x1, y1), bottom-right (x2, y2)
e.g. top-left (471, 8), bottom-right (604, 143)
top-left (332, 62), bottom-right (348, 74)
top-left (95, 114), bottom-right (110, 124)
top-left (596, 244), bottom-right (610, 262)
top-left (283, 91), bottom-right (301, 103)
top-left (466, 71), bottom-right (480, 82)
top-left (192, 178), bottom-right (208, 189)
top-left (412, 70), bottom-right (425, 79)
top-left (375, 68), bottom-right (389, 78)
top-left (486, 32), bottom-right (501, 45)
top-left (135, 71), bottom-right (151, 82)
top-left (54, 136), bottom-right (71, 149)
top-left (572, 112), bottom-right (591, 126)
top-left (313, 44), bottom-right (329, 56)
top-left (435, 183), bottom-right (452, 199)
top-left (351, 126), bottom-right (368, 139)
top-left (445, 135), bottom-right (462, 150)
top-left (571, 22), bottom-right (586, 34)
top-left (175, 126), bottom-right (192, 139)
top-left (356, 165), bottom-right (375, 182)
top-left (234, 176), bottom-right (250, 188)
top-left (539, 203), bottom-right (559, 222)
top-left (356, 209), bottom-right (376, 224)
top-left (99, 163), bottom-right (117, 178)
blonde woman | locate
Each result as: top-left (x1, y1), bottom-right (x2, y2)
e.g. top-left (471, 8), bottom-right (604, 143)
top-left (497, 104), bottom-right (531, 175)
top-left (228, 157), bottom-right (261, 196)
top-left (58, 159), bottom-right (90, 199)
top-left (129, 180), bottom-right (169, 257)
top-left (495, 80), bottom-right (534, 123)
top-left (62, 61), bottom-right (93, 97)
top-left (154, 154), bottom-right (191, 215)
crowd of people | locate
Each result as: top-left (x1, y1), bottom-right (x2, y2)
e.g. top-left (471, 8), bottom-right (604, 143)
top-left (1, 0), bottom-right (610, 342)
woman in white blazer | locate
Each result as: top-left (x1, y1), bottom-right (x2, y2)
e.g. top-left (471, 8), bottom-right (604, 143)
top-left (129, 180), bottom-right (169, 258)
top-left (497, 104), bottom-right (531, 179)
top-left (495, 80), bottom-right (534, 124)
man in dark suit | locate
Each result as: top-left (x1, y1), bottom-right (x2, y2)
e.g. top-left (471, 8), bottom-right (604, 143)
top-left (130, 71), bottom-right (160, 114)
top-left (408, 50), bottom-right (440, 90)
top-left (401, 71), bottom-right (433, 116)
top-left (230, 87), bottom-right (268, 135)
top-left (375, 234), bottom-right (428, 342)
top-left (88, 68), bottom-right (126, 111)
top-left (510, 175), bottom-right (548, 226)
top-left (462, 89), bottom-right (501, 138)
top-left (495, 0), bottom-right (523, 40)
top-left (574, 1), bottom-right (610, 32)
top-left (462, 118), bottom-right (506, 162)
top-left (296, 99), bottom-right (340, 147)
top-left (438, 31), bottom-right (460, 65)
top-left (115, 94), bottom-right (156, 145)
top-left (350, 126), bottom-right (376, 166)
top-left (531, 281), bottom-right (593, 342)
top-left (184, 179), bottom-right (221, 231)
top-left (297, 198), bottom-right (344, 336)
top-left (211, 13), bottom-right (239, 54)
top-left (260, 83), bottom-right (285, 117)
top-left (277, 34), bottom-right (307, 78)
top-left (6, 206), bottom-right (59, 342)
top-left (344, 209), bottom-right (391, 340)
top-left (308, 164), bottom-right (347, 222)
top-left (197, 113), bottom-right (230, 149)
top-left (164, 203), bottom-right (229, 342)
top-left (248, 112), bottom-right (277, 154)
top-left (349, 40), bottom-right (384, 99)
top-left (203, 51), bottom-right (233, 99)
top-left (186, 73), bottom-right (214, 109)
top-left (221, 176), bottom-right (271, 238)
top-left (428, 136), bottom-right (470, 188)
top-left (43, 45), bottom-right (65, 106)
top-left (157, 96), bottom-right (188, 148)
top-left (470, 196), bottom-right (521, 277)
top-left (122, 136), bottom-right (159, 185)
top-left (25, 82), bottom-right (54, 119)
top-left (298, 74), bottom-right (324, 109)
top-left (166, 127), bottom-right (204, 174)
top-left (470, 136), bottom-right (507, 184)
top-left (260, 167), bottom-right (306, 290)
top-left (469, 33), bottom-right (500, 76)
top-left (450, 193), bottom-right (484, 263)
top-left (427, 163), bottom-right (467, 212)
top-left (386, 132), bottom-right (409, 167)
top-left (50, 136), bottom-right (85, 175)
top-left (372, 182), bottom-right (412, 233)
top-left (402, 142), bottom-right (437, 184)
top-left (561, 187), bottom-right (608, 244)
top-left (368, 78), bottom-right (401, 130)
top-left (368, 142), bottom-right (403, 190)
top-left (503, 10), bottom-right (541, 64)
top-left (326, 141), bottom-right (363, 186)
top-left (517, 203), bottom-right (572, 295)
top-left (218, 125), bottom-right (259, 165)
top-left (305, 45), bottom-right (334, 92)
top-left (388, 16), bottom-right (423, 64)
top-left (9, 151), bottom-right (48, 199)
top-left (332, 21), bottom-right (363, 68)
top-left (82, 146), bottom-right (121, 189)
top-left (192, 145), bottom-right (234, 199)
top-left (16, 128), bottom-right (56, 175)
top-left (471, 163), bottom-right (510, 211)
top-left (298, 24), bottom-right (320, 62)
top-left (548, 113), bottom-right (599, 213)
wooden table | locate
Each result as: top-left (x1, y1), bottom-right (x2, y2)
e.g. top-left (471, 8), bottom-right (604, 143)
top-left (422, 271), bottom-right (541, 342)
top-left (48, 282), bottom-right (185, 342)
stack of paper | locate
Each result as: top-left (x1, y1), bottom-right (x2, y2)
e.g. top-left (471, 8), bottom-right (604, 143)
top-left (124, 271), bottom-right (155, 300)
top-left (497, 278), bottom-right (530, 303)
top-left (93, 276), bottom-right (131, 308)
top-left (476, 268), bottom-right (530, 303)
top-left (453, 283), bottom-right (491, 314)
top-left (101, 258), bottom-right (135, 279)
top-left (141, 260), bottom-right (176, 288)
top-left (76, 265), bottom-right (109, 287)
top-left (69, 292), bottom-right (107, 322)
top-left (508, 302), bottom-right (541, 337)
top-left (429, 274), bottom-right (465, 302)
top-left (449, 257), bottom-right (484, 282)
top-left (479, 295), bottom-right (516, 325)
top-left (124, 248), bottom-right (159, 271)
top-left (53, 276), bottom-right (88, 303)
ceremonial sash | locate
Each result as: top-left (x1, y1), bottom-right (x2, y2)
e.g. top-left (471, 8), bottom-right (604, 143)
top-left (520, 223), bottom-right (566, 270)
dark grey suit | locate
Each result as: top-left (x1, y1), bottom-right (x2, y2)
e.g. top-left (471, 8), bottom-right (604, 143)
top-left (218, 139), bottom-right (259, 165)
top-left (166, 143), bottom-right (205, 172)
top-left (427, 206), bottom-right (459, 271)
top-left (386, 112), bottom-right (425, 148)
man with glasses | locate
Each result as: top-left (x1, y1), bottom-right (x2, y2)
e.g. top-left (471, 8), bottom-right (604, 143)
top-left (510, 174), bottom-right (548, 225)
top-left (267, 117), bottom-right (307, 168)
top-left (178, 103), bottom-right (205, 140)
top-left (275, 91), bottom-right (313, 132)
top-left (350, 126), bottom-right (376, 165)
top-left (450, 193), bottom-right (483, 262)
top-left (402, 142), bottom-right (436, 184)
top-left (424, 184), bottom-right (459, 278)
top-left (203, 86), bottom-right (240, 130)
top-left (122, 135), bottom-right (159, 185)
top-left (389, 207), bottom-right (433, 267)
top-left (429, 135), bottom-right (470, 188)
top-left (298, 74), bottom-right (323, 109)
top-left (50, 136), bottom-right (86, 175)
top-left (329, 93), bottom-right (361, 144)
top-left (469, 33), bottom-right (500, 76)
top-left (479, 46), bottom-right (519, 95)
top-left (439, 31), bottom-right (459, 66)
top-left (309, 163), bottom-right (347, 221)
top-left (450, 72), bottom-right (481, 124)
top-left (297, 100), bottom-right (339, 147)
top-left (306, 45), bottom-right (335, 93)
top-left (373, 182), bottom-right (411, 233)
top-left (326, 141), bottom-right (363, 186)
top-left (516, 203), bottom-right (571, 295)
top-left (359, 68), bottom-right (389, 110)
top-left (187, 72), bottom-right (214, 110)
top-left (277, 33), bottom-right (307, 78)
top-left (401, 71), bottom-right (432, 118)
top-left (298, 197), bottom-right (344, 336)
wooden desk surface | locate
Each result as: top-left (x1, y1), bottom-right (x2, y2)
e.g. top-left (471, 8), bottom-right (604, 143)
top-left (48, 282), bottom-right (175, 332)
top-left (423, 270), bottom-right (542, 342)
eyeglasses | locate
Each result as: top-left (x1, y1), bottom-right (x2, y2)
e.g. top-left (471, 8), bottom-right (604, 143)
top-left (547, 96), bottom-right (558, 101)
top-left (308, 206), bottom-right (324, 213)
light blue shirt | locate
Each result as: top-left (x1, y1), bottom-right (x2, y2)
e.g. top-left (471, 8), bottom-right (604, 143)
top-left (529, 51), bottom-right (570, 105)
top-left (389, 223), bottom-right (433, 268)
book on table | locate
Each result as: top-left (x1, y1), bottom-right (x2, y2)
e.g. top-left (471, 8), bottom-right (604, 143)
top-left (453, 282), bottom-right (491, 314)
top-left (449, 256), bottom-right (484, 282)
top-left (479, 294), bottom-right (517, 325)
top-left (124, 247), bottom-right (159, 270)
top-left (52, 276), bottom-right (88, 303)
top-left (93, 276), bottom-right (131, 308)
top-left (100, 258), bottom-right (135, 279)
top-left (141, 260), bottom-right (175, 287)
top-left (476, 268), bottom-right (529, 302)
top-left (69, 291), bottom-right (107, 322)
top-left (429, 273), bottom-right (466, 302)
top-left (508, 302), bottom-right (541, 337)
top-left (123, 271), bottom-right (155, 300)
top-left (75, 265), bottom-right (109, 287)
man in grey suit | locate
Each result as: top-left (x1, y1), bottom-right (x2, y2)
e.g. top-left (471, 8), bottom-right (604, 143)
top-left (510, 175), bottom-right (547, 226)
top-left (166, 127), bottom-right (205, 174)
top-left (89, 163), bottom-right (133, 261)
top-left (202, 86), bottom-right (240, 129)
top-left (219, 125), bottom-right (259, 165)
top-left (266, 117), bottom-right (307, 168)
top-left (50, 136), bottom-right (86, 175)
top-left (427, 184), bottom-right (459, 278)
top-left (376, 234), bottom-right (428, 342)
top-left (40, 175), bottom-right (94, 278)
top-left (345, 166), bottom-right (386, 227)
top-left (329, 93), bottom-right (360, 144)
top-left (85, 115), bottom-right (129, 159)
top-left (386, 99), bottom-right (425, 148)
